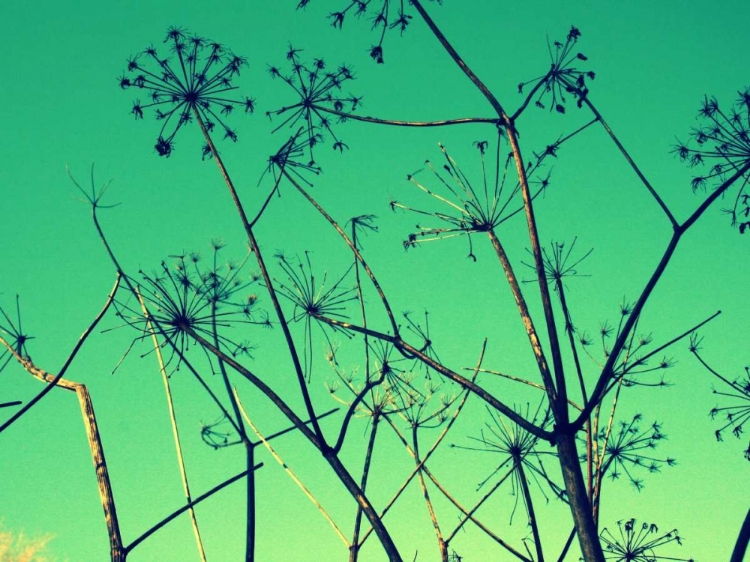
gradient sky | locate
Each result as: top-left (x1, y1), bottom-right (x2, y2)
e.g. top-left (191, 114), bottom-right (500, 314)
top-left (2, 1), bottom-right (749, 561)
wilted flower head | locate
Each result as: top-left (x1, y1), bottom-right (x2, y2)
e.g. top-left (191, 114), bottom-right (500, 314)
top-left (518, 26), bottom-right (594, 114)
top-left (119, 27), bottom-right (255, 157)
top-left (672, 89), bottom-right (750, 232)
top-left (266, 47), bottom-right (359, 163)
top-left (601, 518), bottom-right (693, 561)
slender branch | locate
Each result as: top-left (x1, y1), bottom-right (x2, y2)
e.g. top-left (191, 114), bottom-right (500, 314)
top-left (125, 467), bottom-right (262, 553)
top-left (184, 326), bottom-right (403, 561)
top-left (0, 274), bottom-right (121, 434)
top-left (350, 413), bottom-right (380, 562)
top-left (283, 170), bottom-right (400, 335)
top-left (136, 288), bottom-right (208, 562)
top-left (193, 107), bottom-right (325, 442)
top-left (575, 162), bottom-right (750, 430)
top-left (487, 229), bottom-right (557, 401)
top-left (412, 425), bottom-right (448, 561)
top-left (516, 460), bottom-right (544, 562)
top-left (574, 91), bottom-right (678, 228)
top-left (313, 106), bottom-right (499, 128)
top-left (731, 508), bottom-right (750, 562)
top-left (312, 315), bottom-right (552, 441)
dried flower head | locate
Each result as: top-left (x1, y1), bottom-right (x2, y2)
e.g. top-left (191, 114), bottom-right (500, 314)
top-left (708, 364), bottom-right (750, 460)
top-left (394, 136), bottom-right (549, 258)
top-left (589, 415), bottom-right (676, 491)
top-left (672, 89), bottom-right (750, 232)
top-left (275, 251), bottom-right (358, 381)
top-left (601, 518), bottom-right (694, 561)
top-left (119, 27), bottom-right (255, 157)
top-left (518, 26), bottom-right (594, 113)
top-left (454, 403), bottom-right (564, 507)
top-left (114, 244), bottom-right (264, 370)
top-left (266, 48), bottom-right (359, 163)
top-left (0, 295), bottom-right (34, 372)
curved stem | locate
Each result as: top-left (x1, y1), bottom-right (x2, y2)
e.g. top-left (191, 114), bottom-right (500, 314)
top-left (313, 315), bottom-right (552, 441)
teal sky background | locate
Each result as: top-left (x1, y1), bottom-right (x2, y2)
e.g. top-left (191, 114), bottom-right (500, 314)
top-left (2, 1), bottom-right (749, 561)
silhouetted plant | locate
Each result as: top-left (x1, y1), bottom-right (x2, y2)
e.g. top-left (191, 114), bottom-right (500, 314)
top-left (6, 5), bottom-right (750, 562)
top-left (119, 26), bottom-right (255, 156)
top-left (517, 26), bottom-right (594, 114)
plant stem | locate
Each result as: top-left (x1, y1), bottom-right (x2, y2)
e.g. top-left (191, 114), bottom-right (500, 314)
top-left (138, 289), bottom-right (208, 562)
top-left (192, 107), bottom-right (324, 443)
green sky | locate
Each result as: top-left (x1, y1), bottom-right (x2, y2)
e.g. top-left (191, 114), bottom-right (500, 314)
top-left (1, 1), bottom-right (749, 561)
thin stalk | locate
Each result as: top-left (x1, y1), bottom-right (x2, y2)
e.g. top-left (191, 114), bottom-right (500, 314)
top-left (554, 278), bottom-right (594, 505)
top-left (283, 170), bottom-right (399, 335)
top-left (487, 229), bottom-right (557, 401)
top-left (556, 528), bottom-right (577, 562)
top-left (125, 467), bottom-right (261, 553)
top-left (350, 413), bottom-right (380, 562)
top-left (236, 391), bottom-right (350, 549)
top-left (433, 471), bottom-right (531, 561)
top-left (137, 289), bottom-right (208, 562)
top-left (412, 425), bottom-right (448, 561)
top-left (575, 161), bottom-right (750, 430)
top-left (210, 301), bottom-right (255, 562)
top-left (574, 92), bottom-right (677, 228)
top-left (515, 459), bottom-right (544, 562)
top-left (730, 508), bottom-right (750, 562)
top-left (312, 106), bottom-right (499, 128)
top-left (185, 327), bottom-right (403, 561)
top-left (192, 107), bottom-right (324, 442)
top-left (313, 315), bottom-right (552, 441)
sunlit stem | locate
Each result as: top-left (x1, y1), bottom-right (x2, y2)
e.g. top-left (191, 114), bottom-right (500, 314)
top-left (137, 288), bottom-right (208, 562)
